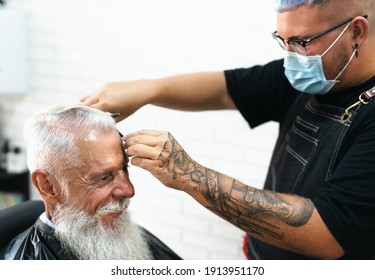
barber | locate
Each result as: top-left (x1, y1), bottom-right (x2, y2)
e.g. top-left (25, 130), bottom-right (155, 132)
top-left (82, 0), bottom-right (375, 259)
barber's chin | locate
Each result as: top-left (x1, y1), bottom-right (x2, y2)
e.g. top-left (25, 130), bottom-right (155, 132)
top-left (100, 211), bottom-right (123, 228)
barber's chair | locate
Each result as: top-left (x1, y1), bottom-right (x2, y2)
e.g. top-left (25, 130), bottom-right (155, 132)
top-left (0, 200), bottom-right (44, 259)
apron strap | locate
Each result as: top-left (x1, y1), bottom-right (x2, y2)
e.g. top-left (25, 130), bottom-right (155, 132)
top-left (341, 86), bottom-right (375, 123)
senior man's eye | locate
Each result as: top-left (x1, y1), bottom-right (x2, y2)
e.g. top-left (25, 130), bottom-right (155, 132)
top-left (100, 174), bottom-right (113, 182)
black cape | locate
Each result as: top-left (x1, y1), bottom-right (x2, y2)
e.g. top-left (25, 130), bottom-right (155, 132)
top-left (2, 218), bottom-right (182, 260)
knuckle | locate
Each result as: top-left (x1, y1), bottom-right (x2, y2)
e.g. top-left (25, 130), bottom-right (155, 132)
top-left (132, 145), bottom-right (141, 154)
top-left (133, 135), bottom-right (142, 143)
top-left (126, 146), bottom-right (136, 156)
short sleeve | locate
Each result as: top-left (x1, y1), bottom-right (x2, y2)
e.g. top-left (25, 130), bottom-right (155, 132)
top-left (224, 59), bottom-right (298, 128)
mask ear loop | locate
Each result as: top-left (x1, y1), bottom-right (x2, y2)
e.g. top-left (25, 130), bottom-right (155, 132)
top-left (321, 22), bottom-right (352, 57)
top-left (333, 48), bottom-right (357, 81)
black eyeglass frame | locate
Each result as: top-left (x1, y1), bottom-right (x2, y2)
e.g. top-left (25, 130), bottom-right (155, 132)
top-left (272, 15), bottom-right (368, 55)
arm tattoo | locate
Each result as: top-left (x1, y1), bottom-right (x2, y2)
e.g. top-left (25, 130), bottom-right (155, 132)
top-left (157, 133), bottom-right (314, 240)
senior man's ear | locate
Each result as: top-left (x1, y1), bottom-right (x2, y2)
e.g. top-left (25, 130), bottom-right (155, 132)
top-left (31, 169), bottom-right (60, 205)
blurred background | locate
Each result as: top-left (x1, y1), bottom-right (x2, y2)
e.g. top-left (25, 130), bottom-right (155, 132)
top-left (0, 0), bottom-right (283, 259)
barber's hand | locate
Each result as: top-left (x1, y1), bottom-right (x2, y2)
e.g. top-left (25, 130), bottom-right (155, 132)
top-left (125, 130), bottom-right (198, 191)
top-left (80, 80), bottom-right (157, 122)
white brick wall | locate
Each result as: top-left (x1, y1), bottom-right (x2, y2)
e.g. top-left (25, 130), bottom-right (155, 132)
top-left (0, 0), bottom-right (284, 259)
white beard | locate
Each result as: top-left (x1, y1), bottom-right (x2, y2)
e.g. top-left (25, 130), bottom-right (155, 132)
top-left (52, 200), bottom-right (152, 260)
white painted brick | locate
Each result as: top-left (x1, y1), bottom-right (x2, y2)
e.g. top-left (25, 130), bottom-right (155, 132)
top-left (243, 147), bottom-right (273, 168)
top-left (214, 125), bottom-right (278, 150)
top-left (182, 200), bottom-right (221, 221)
top-left (211, 219), bottom-right (245, 240)
top-left (183, 231), bottom-right (239, 255)
top-left (187, 139), bottom-right (243, 162)
top-left (56, 49), bottom-right (103, 65)
top-left (29, 46), bottom-right (57, 62)
top-left (33, 89), bottom-right (72, 105)
top-left (29, 17), bottom-right (57, 32)
top-left (56, 18), bottom-right (108, 35)
top-left (79, 65), bottom-right (130, 81)
top-left (185, 111), bottom-right (246, 129)
top-left (213, 160), bottom-right (268, 188)
top-left (31, 31), bottom-right (78, 49)
top-left (32, 61), bottom-right (80, 78)
top-left (23, 0), bottom-right (61, 18)
top-left (29, 76), bottom-right (58, 90)
top-left (138, 220), bottom-right (182, 243)
top-left (129, 204), bottom-right (156, 225)
top-left (155, 209), bottom-right (210, 234)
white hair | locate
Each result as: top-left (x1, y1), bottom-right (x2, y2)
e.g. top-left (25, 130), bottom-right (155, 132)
top-left (53, 199), bottom-right (152, 260)
top-left (23, 105), bottom-right (117, 186)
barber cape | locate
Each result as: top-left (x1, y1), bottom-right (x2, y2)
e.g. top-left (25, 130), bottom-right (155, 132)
top-left (2, 219), bottom-right (182, 260)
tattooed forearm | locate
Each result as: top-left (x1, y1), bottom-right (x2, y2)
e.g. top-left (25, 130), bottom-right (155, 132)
top-left (252, 188), bottom-right (314, 227)
top-left (157, 134), bottom-right (314, 240)
top-left (209, 178), bottom-right (314, 240)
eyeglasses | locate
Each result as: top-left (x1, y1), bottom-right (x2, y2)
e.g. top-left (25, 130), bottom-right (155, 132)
top-left (272, 15), bottom-right (368, 55)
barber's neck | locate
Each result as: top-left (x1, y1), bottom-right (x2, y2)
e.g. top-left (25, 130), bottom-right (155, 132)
top-left (337, 46), bottom-right (375, 91)
top-left (352, 36), bottom-right (375, 85)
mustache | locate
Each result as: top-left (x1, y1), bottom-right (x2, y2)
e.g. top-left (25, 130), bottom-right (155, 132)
top-left (95, 199), bottom-right (130, 216)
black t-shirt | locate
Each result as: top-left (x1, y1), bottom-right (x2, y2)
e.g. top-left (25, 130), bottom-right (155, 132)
top-left (224, 59), bottom-right (375, 259)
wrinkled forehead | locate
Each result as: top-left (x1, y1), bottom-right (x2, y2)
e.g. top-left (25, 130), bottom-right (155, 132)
top-left (77, 129), bottom-right (125, 161)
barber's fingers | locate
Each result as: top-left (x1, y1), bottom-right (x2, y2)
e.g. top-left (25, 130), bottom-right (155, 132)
top-left (130, 157), bottom-right (156, 170)
top-left (125, 134), bottom-right (163, 149)
top-left (127, 144), bottom-right (161, 160)
top-left (79, 94), bottom-right (90, 103)
top-left (80, 89), bottom-right (112, 112)
top-left (125, 130), bottom-right (171, 153)
top-left (125, 129), bottom-right (167, 140)
top-left (80, 93), bottom-right (99, 106)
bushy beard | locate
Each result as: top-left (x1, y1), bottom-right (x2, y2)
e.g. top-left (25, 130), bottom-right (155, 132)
top-left (52, 199), bottom-right (152, 260)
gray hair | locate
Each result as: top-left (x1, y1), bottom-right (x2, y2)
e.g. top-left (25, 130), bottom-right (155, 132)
top-left (24, 105), bottom-right (117, 186)
top-left (274, 0), bottom-right (328, 12)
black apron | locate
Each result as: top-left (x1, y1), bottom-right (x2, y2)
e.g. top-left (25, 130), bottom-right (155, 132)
top-left (248, 94), bottom-right (355, 259)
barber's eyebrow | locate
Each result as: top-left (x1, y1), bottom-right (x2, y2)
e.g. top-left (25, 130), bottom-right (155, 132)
top-left (287, 35), bottom-right (302, 40)
top-left (278, 32), bottom-right (307, 41)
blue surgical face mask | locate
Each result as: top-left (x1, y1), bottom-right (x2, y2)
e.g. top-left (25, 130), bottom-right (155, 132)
top-left (284, 22), bottom-right (356, 95)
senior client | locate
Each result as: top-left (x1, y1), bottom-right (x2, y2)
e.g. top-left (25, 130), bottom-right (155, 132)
top-left (3, 105), bottom-right (181, 260)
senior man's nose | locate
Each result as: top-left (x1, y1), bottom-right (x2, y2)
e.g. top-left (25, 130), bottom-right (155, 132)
top-left (113, 171), bottom-right (135, 198)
